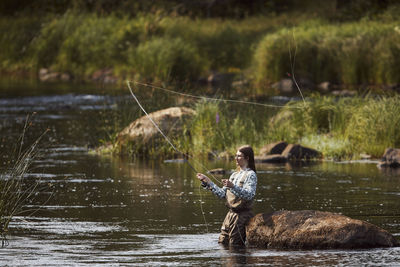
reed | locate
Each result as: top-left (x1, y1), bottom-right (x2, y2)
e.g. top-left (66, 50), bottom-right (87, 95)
top-left (0, 116), bottom-right (47, 247)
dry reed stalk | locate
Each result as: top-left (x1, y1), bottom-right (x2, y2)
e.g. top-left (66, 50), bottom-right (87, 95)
top-left (0, 114), bottom-right (49, 247)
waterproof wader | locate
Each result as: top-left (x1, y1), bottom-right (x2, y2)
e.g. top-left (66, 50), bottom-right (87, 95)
top-left (218, 171), bottom-right (254, 246)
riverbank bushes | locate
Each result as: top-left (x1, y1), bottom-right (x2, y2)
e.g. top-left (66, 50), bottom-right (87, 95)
top-left (105, 94), bottom-right (400, 160)
top-left (2, 9), bottom-right (400, 89)
top-left (253, 19), bottom-right (400, 90)
top-left (267, 95), bottom-right (400, 159)
top-left (151, 95), bottom-right (400, 159)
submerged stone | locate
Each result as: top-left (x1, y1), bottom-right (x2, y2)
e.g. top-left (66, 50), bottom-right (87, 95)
top-left (246, 210), bottom-right (400, 249)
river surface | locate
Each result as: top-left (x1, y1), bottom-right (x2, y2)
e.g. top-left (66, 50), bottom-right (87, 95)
top-left (0, 82), bottom-right (399, 266)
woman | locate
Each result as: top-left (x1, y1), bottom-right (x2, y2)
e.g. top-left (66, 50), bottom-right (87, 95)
top-left (197, 145), bottom-right (257, 247)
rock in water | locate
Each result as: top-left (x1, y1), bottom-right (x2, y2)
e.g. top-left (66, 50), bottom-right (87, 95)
top-left (378, 148), bottom-right (400, 168)
top-left (259, 141), bottom-right (288, 156)
top-left (116, 107), bottom-right (195, 154)
top-left (281, 144), bottom-right (322, 160)
top-left (246, 210), bottom-right (399, 249)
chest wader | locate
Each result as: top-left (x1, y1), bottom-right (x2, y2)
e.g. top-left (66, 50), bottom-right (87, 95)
top-left (218, 171), bottom-right (254, 247)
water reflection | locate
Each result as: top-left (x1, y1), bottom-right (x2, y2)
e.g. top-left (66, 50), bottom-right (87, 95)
top-left (1, 83), bottom-right (400, 265)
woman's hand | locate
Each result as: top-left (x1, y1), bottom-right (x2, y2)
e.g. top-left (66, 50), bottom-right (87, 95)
top-left (196, 173), bottom-right (210, 184)
top-left (222, 179), bottom-right (234, 188)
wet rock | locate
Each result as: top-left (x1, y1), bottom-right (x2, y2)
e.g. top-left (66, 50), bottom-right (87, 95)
top-left (331, 90), bottom-right (357, 97)
top-left (39, 69), bottom-right (60, 82)
top-left (255, 154), bottom-right (287, 164)
top-left (39, 68), bottom-right (49, 77)
top-left (378, 148), bottom-right (400, 168)
top-left (282, 144), bottom-right (322, 160)
top-left (39, 68), bottom-right (72, 82)
top-left (232, 79), bottom-right (249, 89)
top-left (272, 78), bottom-right (314, 94)
top-left (297, 77), bottom-right (315, 90)
top-left (259, 141), bottom-right (288, 156)
top-left (272, 78), bottom-right (294, 93)
top-left (91, 68), bottom-right (117, 84)
top-left (60, 73), bottom-right (72, 82)
top-left (207, 72), bottom-right (235, 87)
top-left (246, 210), bottom-right (400, 249)
top-left (116, 107), bottom-right (195, 153)
top-left (318, 81), bottom-right (332, 92)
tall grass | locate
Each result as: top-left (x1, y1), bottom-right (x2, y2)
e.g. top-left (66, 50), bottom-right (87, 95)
top-left (0, 16), bottom-right (43, 70)
top-left (253, 20), bottom-right (400, 91)
top-left (344, 95), bottom-right (400, 156)
top-left (2, 11), bottom-right (400, 86)
top-left (0, 118), bottom-right (47, 246)
top-left (0, 12), bottom-right (316, 82)
top-left (129, 36), bottom-right (205, 82)
top-left (101, 91), bottom-right (400, 160)
top-left (187, 99), bottom-right (277, 157)
top-left (269, 95), bottom-right (400, 159)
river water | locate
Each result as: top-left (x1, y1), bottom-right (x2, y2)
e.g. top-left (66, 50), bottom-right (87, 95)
top-left (0, 82), bottom-right (399, 266)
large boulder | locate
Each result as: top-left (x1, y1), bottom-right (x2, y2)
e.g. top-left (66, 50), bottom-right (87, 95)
top-left (246, 210), bottom-right (400, 249)
top-left (282, 144), bottom-right (322, 160)
top-left (116, 107), bottom-right (195, 153)
top-left (259, 141), bottom-right (288, 156)
top-left (378, 148), bottom-right (400, 168)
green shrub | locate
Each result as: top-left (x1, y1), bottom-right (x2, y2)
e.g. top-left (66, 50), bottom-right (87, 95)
top-left (32, 12), bottom-right (85, 69)
top-left (0, 16), bottom-right (43, 69)
top-left (188, 99), bottom-right (277, 156)
top-left (253, 20), bottom-right (400, 92)
top-left (268, 95), bottom-right (400, 159)
top-left (345, 96), bottom-right (400, 156)
top-left (129, 36), bottom-right (205, 82)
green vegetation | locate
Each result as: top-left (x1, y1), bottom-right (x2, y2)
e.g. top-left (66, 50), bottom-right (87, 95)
top-left (189, 100), bottom-right (273, 156)
top-left (107, 94), bottom-right (400, 160)
top-left (2, 1), bottom-right (400, 160)
top-left (253, 18), bottom-right (400, 90)
top-left (269, 94), bottom-right (400, 159)
top-left (0, 120), bottom-right (47, 246)
top-left (1, 2), bottom-right (400, 90)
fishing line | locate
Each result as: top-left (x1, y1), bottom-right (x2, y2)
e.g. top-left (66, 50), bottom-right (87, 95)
top-left (127, 80), bottom-right (224, 233)
top-left (131, 80), bottom-right (303, 109)
top-left (127, 81), bottom-right (220, 183)
top-left (127, 35), bottom-right (307, 237)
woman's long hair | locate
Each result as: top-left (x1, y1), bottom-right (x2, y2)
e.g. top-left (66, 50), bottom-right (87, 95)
top-left (238, 145), bottom-right (256, 173)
